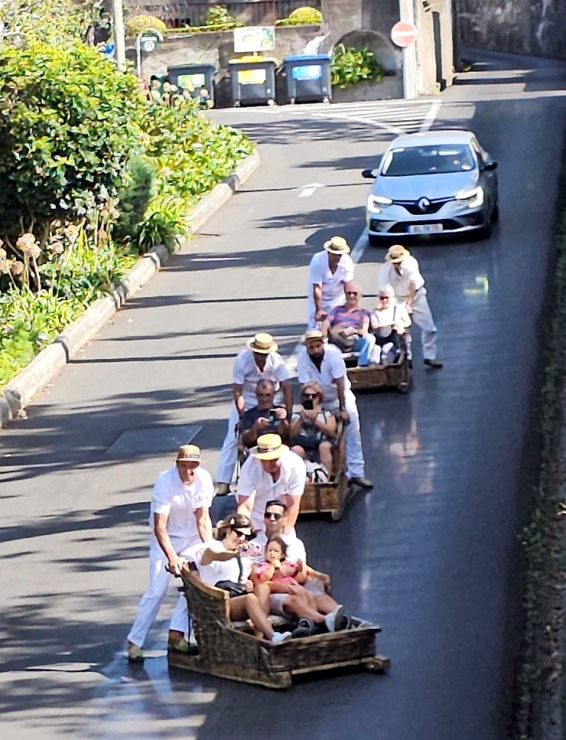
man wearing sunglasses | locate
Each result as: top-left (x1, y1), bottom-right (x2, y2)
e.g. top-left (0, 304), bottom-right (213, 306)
top-left (249, 500), bottom-right (350, 634)
top-left (321, 281), bottom-right (376, 366)
top-left (297, 330), bottom-right (373, 491)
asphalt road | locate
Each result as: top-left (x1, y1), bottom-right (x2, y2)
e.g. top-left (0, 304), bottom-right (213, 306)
top-left (2, 50), bottom-right (566, 739)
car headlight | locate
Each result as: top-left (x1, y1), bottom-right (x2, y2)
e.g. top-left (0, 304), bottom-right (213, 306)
top-left (367, 195), bottom-right (393, 213)
top-left (456, 186), bottom-right (484, 208)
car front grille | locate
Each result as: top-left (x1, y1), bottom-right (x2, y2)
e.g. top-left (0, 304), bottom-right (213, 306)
top-left (394, 197), bottom-right (453, 215)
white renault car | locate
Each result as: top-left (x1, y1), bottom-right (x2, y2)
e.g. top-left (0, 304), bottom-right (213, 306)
top-left (362, 130), bottom-right (499, 244)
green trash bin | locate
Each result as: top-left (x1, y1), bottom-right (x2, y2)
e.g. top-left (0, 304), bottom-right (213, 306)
top-left (167, 63), bottom-right (216, 108)
top-left (229, 57), bottom-right (277, 107)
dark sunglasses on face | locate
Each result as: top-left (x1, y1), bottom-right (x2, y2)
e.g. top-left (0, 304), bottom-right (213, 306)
top-left (264, 512), bottom-right (283, 521)
top-left (346, 291), bottom-right (359, 295)
top-left (379, 295), bottom-right (390, 300)
top-left (234, 529), bottom-right (255, 541)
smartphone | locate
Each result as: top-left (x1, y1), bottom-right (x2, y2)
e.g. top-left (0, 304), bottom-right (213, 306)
top-left (268, 409), bottom-right (278, 423)
top-left (303, 399), bottom-right (314, 411)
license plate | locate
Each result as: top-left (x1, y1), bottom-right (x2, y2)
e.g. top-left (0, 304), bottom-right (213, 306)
top-left (408, 224), bottom-right (443, 234)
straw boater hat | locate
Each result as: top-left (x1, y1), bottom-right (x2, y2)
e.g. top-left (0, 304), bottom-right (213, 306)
top-left (385, 244), bottom-right (410, 263)
top-left (324, 236), bottom-right (350, 255)
top-left (246, 332), bottom-right (278, 354)
top-left (176, 444), bottom-right (201, 463)
top-left (302, 329), bottom-right (324, 344)
top-left (250, 433), bottom-right (289, 461)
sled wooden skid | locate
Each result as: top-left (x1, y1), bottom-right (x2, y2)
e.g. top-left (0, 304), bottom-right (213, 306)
top-left (347, 352), bottom-right (411, 393)
top-left (168, 571), bottom-right (390, 689)
top-left (300, 474), bottom-right (359, 521)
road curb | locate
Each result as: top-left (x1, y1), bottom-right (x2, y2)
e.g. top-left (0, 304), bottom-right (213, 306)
top-left (0, 149), bottom-right (260, 430)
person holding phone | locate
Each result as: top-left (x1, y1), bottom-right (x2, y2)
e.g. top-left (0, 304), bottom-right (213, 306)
top-left (240, 379), bottom-right (289, 449)
top-left (289, 382), bottom-right (337, 479)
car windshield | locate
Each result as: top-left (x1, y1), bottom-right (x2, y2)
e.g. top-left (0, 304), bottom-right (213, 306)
top-left (381, 144), bottom-right (476, 176)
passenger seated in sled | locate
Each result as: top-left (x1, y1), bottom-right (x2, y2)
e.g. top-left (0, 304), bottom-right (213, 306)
top-left (289, 382), bottom-right (337, 481)
top-left (321, 281), bottom-right (375, 367)
top-left (194, 514), bottom-right (293, 645)
top-left (370, 284), bottom-right (412, 365)
top-left (239, 379), bottom-right (290, 450)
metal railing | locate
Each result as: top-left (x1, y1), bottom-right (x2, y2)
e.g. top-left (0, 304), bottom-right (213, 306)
top-left (134, 1), bottom-right (322, 29)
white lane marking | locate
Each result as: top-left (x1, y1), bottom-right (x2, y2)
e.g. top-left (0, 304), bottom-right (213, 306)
top-left (311, 111), bottom-right (404, 135)
top-left (299, 183), bottom-right (325, 198)
top-left (286, 226), bottom-right (370, 376)
top-left (420, 100), bottom-right (442, 132)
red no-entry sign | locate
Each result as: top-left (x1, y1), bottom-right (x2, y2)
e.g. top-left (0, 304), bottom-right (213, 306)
top-left (390, 21), bottom-right (418, 48)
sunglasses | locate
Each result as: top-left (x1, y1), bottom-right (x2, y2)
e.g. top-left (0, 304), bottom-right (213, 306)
top-left (263, 512), bottom-right (283, 521)
top-left (234, 529), bottom-right (254, 540)
top-left (302, 393), bottom-right (317, 398)
top-left (346, 291), bottom-right (359, 295)
top-left (379, 295), bottom-right (390, 300)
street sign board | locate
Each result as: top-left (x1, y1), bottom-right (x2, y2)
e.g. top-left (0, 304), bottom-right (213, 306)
top-left (139, 30), bottom-right (162, 53)
top-left (233, 26), bottom-right (275, 53)
top-left (390, 21), bottom-right (418, 48)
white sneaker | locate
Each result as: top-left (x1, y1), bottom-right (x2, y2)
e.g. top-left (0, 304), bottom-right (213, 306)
top-left (325, 605), bottom-right (346, 632)
top-left (271, 631), bottom-right (292, 645)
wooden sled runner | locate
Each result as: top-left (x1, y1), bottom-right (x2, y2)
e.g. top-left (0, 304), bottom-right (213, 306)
top-left (346, 342), bottom-right (412, 394)
top-left (168, 570), bottom-right (390, 689)
top-left (298, 421), bottom-right (359, 521)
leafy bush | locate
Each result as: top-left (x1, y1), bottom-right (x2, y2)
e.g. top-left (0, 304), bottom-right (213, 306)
top-left (168, 5), bottom-right (243, 33)
top-left (275, 6), bottom-right (323, 26)
top-left (0, 224), bottom-right (137, 388)
top-left (0, 0), bottom-right (90, 44)
top-left (0, 40), bottom-right (145, 245)
top-left (289, 6), bottom-right (323, 22)
top-left (331, 44), bottom-right (384, 89)
top-left (125, 15), bottom-right (167, 38)
top-left (114, 158), bottom-right (156, 246)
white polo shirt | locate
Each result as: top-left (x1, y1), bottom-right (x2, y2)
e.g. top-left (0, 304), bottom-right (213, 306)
top-left (232, 349), bottom-right (289, 410)
top-left (378, 256), bottom-right (425, 299)
top-left (252, 531), bottom-right (307, 563)
top-left (372, 303), bottom-right (412, 337)
top-left (296, 344), bottom-right (350, 405)
top-left (307, 250), bottom-right (354, 317)
top-left (237, 450), bottom-right (306, 531)
top-left (149, 465), bottom-right (214, 551)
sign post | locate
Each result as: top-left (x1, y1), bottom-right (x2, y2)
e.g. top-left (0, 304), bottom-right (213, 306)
top-left (391, 0), bottom-right (418, 100)
top-left (136, 28), bottom-right (163, 78)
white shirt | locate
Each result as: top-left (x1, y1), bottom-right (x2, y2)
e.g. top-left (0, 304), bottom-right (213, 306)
top-left (232, 349), bottom-right (289, 410)
top-left (307, 250), bottom-right (354, 317)
top-left (193, 539), bottom-right (243, 587)
top-left (149, 465), bottom-right (213, 551)
top-left (296, 344), bottom-right (351, 406)
top-left (378, 256), bottom-right (425, 299)
top-left (237, 450), bottom-right (306, 531)
top-left (371, 303), bottom-right (412, 338)
top-left (253, 531), bottom-right (307, 563)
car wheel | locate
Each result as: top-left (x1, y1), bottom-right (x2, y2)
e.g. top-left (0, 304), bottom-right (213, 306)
top-left (368, 233), bottom-right (385, 247)
top-left (477, 222), bottom-right (492, 240)
top-left (490, 202), bottom-right (499, 224)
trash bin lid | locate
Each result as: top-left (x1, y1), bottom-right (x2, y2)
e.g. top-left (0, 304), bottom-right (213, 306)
top-left (283, 54), bottom-right (331, 63)
top-left (228, 56), bottom-right (278, 65)
top-left (168, 63), bottom-right (216, 72)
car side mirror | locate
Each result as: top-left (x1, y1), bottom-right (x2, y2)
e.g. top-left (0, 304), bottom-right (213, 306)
top-left (483, 161), bottom-right (497, 171)
top-left (361, 168), bottom-right (377, 179)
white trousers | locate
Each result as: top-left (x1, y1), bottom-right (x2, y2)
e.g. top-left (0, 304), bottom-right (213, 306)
top-left (323, 389), bottom-right (364, 478)
top-left (127, 545), bottom-right (192, 648)
top-left (409, 290), bottom-right (437, 361)
top-left (216, 404), bottom-right (240, 484)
